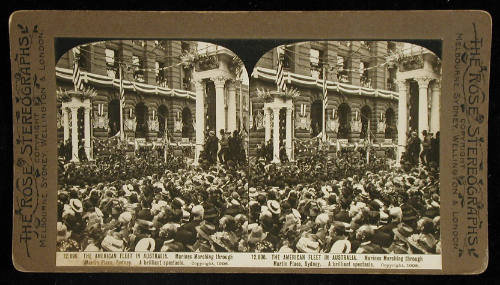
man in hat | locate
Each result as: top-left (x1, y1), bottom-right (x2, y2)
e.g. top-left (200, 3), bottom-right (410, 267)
top-left (388, 223), bottom-right (414, 254)
top-left (407, 131), bottom-right (421, 166)
top-left (218, 129), bottom-right (229, 164)
top-left (193, 221), bottom-right (216, 252)
top-left (355, 225), bottom-right (386, 254)
top-left (176, 205), bottom-right (204, 248)
top-left (205, 130), bottom-right (218, 165)
top-left (326, 221), bottom-right (352, 253)
top-left (420, 130), bottom-right (431, 165)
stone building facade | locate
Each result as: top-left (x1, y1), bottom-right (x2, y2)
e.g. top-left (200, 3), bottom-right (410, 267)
top-left (249, 41), bottom-right (441, 160)
top-left (56, 40), bottom-right (248, 147)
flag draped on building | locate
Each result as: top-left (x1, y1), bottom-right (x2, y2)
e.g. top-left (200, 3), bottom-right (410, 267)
top-left (322, 66), bottom-right (328, 142)
top-left (72, 47), bottom-right (84, 91)
top-left (119, 64), bottom-right (125, 140)
top-left (276, 46), bottom-right (287, 92)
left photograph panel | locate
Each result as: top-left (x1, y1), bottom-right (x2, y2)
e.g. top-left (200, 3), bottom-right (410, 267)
top-left (55, 40), bottom-right (250, 254)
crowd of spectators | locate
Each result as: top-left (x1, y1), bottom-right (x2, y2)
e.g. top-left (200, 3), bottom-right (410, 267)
top-left (57, 135), bottom-right (439, 255)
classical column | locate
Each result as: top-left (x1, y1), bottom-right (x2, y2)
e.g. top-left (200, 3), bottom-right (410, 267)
top-left (272, 107), bottom-right (280, 163)
top-left (430, 80), bottom-right (441, 134)
top-left (63, 107), bottom-right (69, 143)
top-left (214, 76), bottom-right (226, 138)
top-left (84, 106), bottom-right (91, 160)
top-left (227, 81), bottom-right (237, 133)
top-left (70, 107), bottom-right (79, 162)
top-left (264, 107), bottom-right (271, 143)
top-left (285, 107), bottom-right (293, 161)
top-left (396, 80), bottom-right (408, 165)
top-left (194, 80), bottom-right (205, 165)
top-left (416, 77), bottom-right (431, 139)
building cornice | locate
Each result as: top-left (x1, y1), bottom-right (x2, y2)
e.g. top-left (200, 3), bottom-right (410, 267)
top-left (55, 67), bottom-right (196, 100)
top-left (251, 67), bottom-right (399, 101)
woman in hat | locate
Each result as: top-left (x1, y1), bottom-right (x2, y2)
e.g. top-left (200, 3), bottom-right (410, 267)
top-left (248, 225), bottom-right (273, 253)
top-left (193, 221), bottom-right (216, 252)
top-left (407, 217), bottom-right (437, 254)
top-left (56, 222), bottom-right (80, 252)
top-left (355, 225), bottom-right (386, 254)
top-left (388, 223), bottom-right (414, 254)
top-left (212, 215), bottom-right (239, 252)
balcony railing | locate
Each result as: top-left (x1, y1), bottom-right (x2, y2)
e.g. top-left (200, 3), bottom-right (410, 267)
top-left (387, 79), bottom-right (397, 91)
top-left (337, 70), bottom-right (349, 83)
top-left (360, 74), bottom-right (372, 88)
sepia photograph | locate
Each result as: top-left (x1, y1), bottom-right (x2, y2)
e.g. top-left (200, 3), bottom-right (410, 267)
top-left (247, 41), bottom-right (441, 255)
top-left (56, 40), bottom-right (251, 253)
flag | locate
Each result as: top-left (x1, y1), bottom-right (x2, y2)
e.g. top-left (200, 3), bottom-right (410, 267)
top-left (119, 65), bottom-right (125, 140)
top-left (276, 46), bottom-right (287, 91)
top-left (322, 66), bottom-right (328, 141)
top-left (72, 47), bottom-right (84, 91)
top-left (322, 67), bottom-right (328, 108)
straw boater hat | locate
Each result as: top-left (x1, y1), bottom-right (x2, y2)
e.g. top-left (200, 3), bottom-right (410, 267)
top-left (315, 213), bottom-right (329, 227)
top-left (69, 199), bottom-right (83, 213)
top-left (296, 236), bottom-right (320, 253)
top-left (278, 245), bottom-right (294, 253)
top-left (195, 222), bottom-right (216, 242)
top-left (191, 205), bottom-right (204, 219)
top-left (392, 223), bottom-right (414, 243)
top-left (248, 225), bottom-right (267, 244)
top-left (135, 238), bottom-right (156, 252)
top-left (266, 200), bottom-right (281, 215)
top-left (101, 235), bottom-right (124, 252)
top-left (408, 234), bottom-right (436, 254)
top-left (330, 239), bottom-right (352, 254)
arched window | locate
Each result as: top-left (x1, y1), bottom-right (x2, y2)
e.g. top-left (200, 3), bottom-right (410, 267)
top-left (158, 105), bottom-right (168, 138)
top-left (337, 103), bottom-right (351, 140)
top-left (181, 107), bottom-right (194, 139)
top-left (135, 102), bottom-right (148, 138)
top-left (360, 105), bottom-right (372, 140)
top-left (107, 99), bottom-right (120, 137)
top-left (206, 81), bottom-right (216, 131)
top-left (310, 100), bottom-right (323, 137)
top-left (385, 108), bottom-right (396, 139)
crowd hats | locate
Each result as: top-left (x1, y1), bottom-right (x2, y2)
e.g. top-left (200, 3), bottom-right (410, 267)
top-left (203, 204), bottom-right (219, 221)
top-left (266, 200), bottom-right (281, 215)
top-left (101, 235), bottom-right (125, 251)
top-left (329, 239), bottom-right (352, 253)
top-left (195, 222), bottom-right (216, 242)
top-left (315, 213), bottom-right (329, 227)
top-left (330, 221), bottom-right (351, 235)
top-left (57, 222), bottom-right (71, 242)
top-left (135, 237), bottom-right (156, 252)
top-left (388, 206), bottom-right (402, 219)
top-left (401, 204), bottom-right (418, 223)
top-left (191, 205), bottom-right (204, 219)
top-left (69, 199), bottom-right (83, 213)
top-left (248, 225), bottom-right (267, 244)
top-left (408, 234), bottom-right (436, 254)
top-left (296, 236), bottom-right (320, 253)
top-left (392, 223), bottom-right (414, 243)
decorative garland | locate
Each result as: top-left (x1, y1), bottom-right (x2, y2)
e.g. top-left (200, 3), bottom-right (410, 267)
top-left (255, 87), bottom-right (301, 103)
top-left (57, 87), bottom-right (98, 103)
top-left (397, 54), bottom-right (424, 71)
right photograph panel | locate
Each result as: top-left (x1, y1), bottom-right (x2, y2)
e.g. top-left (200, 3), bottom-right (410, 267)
top-left (247, 41), bottom-right (441, 255)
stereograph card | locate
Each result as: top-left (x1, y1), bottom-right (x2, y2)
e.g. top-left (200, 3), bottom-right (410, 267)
top-left (9, 11), bottom-right (490, 274)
